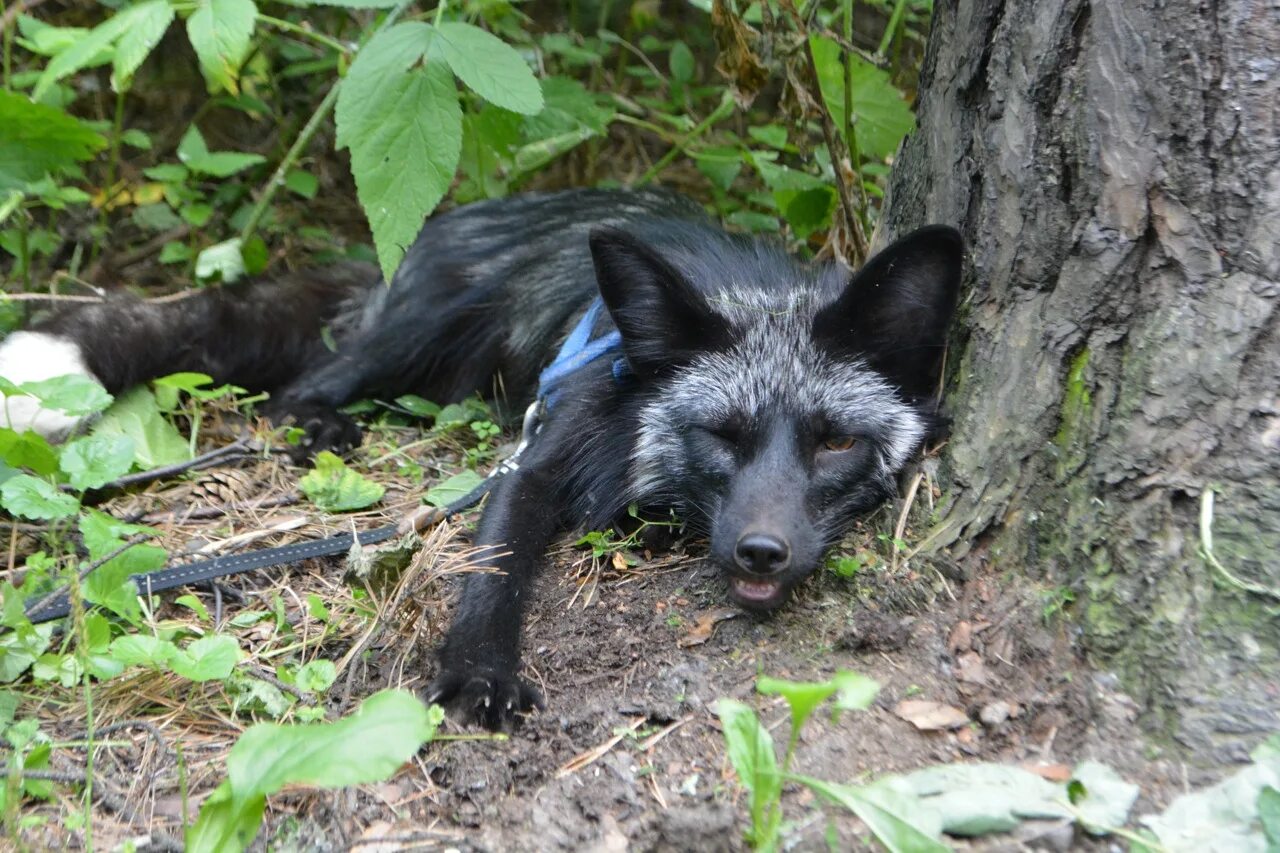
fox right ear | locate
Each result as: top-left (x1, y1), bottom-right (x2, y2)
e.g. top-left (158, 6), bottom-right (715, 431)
top-left (812, 225), bottom-right (963, 398)
top-left (590, 228), bottom-right (731, 377)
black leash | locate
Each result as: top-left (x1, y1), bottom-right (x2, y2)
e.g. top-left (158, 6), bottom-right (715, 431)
top-left (22, 405), bottom-right (540, 625)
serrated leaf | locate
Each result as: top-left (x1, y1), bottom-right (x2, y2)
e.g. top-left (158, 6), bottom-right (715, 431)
top-left (810, 35), bottom-right (915, 162)
top-left (337, 24), bottom-right (462, 281)
top-left (0, 91), bottom-right (107, 189)
top-left (431, 22), bottom-right (543, 115)
top-left (81, 536), bottom-right (164, 622)
top-left (59, 434), bottom-right (135, 490)
top-left (188, 690), bottom-right (442, 852)
top-left (0, 428), bottom-right (59, 476)
top-left (30, 11), bottom-right (133, 101)
top-left (299, 451), bottom-right (384, 512)
top-left (187, 0), bottom-right (258, 94)
top-left (111, 0), bottom-right (175, 90)
top-left (295, 659), bottom-right (336, 693)
top-left (79, 508), bottom-right (154, 562)
top-left (0, 474), bottom-right (78, 520)
top-left (424, 470), bottom-right (484, 508)
top-left (169, 635), bottom-right (240, 681)
top-left (92, 387), bottom-right (191, 468)
top-left (18, 373), bottom-right (113, 416)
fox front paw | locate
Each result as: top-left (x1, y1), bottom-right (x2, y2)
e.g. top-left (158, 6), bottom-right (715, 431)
top-left (424, 668), bottom-right (544, 731)
top-left (261, 400), bottom-right (362, 461)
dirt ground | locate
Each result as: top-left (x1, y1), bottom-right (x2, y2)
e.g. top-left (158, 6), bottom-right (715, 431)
top-left (12, 426), bottom-right (1205, 852)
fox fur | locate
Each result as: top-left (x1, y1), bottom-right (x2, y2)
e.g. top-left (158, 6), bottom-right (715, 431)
top-left (1, 188), bottom-right (963, 729)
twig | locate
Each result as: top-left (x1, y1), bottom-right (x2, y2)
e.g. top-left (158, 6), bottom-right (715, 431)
top-left (81, 439), bottom-right (258, 493)
top-left (244, 663), bottom-right (317, 705)
top-left (22, 533), bottom-right (153, 622)
top-left (556, 716), bottom-right (646, 778)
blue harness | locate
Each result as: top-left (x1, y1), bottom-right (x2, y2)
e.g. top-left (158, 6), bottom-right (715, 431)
top-left (535, 297), bottom-right (629, 409)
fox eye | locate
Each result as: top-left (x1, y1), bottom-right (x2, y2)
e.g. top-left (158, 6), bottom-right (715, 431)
top-left (821, 436), bottom-right (858, 453)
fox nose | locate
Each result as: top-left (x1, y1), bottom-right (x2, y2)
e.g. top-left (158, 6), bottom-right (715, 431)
top-left (734, 533), bottom-right (791, 574)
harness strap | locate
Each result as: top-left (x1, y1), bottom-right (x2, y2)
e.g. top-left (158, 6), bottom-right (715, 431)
top-left (536, 298), bottom-right (627, 406)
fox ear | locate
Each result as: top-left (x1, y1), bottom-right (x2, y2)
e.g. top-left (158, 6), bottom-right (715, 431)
top-left (812, 225), bottom-right (963, 398)
top-left (590, 227), bottom-right (731, 376)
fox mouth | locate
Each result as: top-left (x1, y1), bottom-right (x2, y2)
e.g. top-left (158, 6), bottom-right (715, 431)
top-left (729, 576), bottom-right (787, 609)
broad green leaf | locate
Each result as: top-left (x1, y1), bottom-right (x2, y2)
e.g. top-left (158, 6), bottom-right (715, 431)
top-left (109, 634), bottom-right (177, 667)
top-left (431, 22), bottom-right (543, 115)
top-left (187, 0), bottom-right (258, 93)
top-left (810, 36), bottom-right (915, 162)
top-left (882, 763), bottom-right (1066, 837)
top-left (714, 698), bottom-right (781, 845)
top-left (18, 374), bottom-right (113, 416)
top-left (295, 659), bottom-right (336, 693)
top-left (284, 169), bottom-right (318, 199)
top-left (1260, 786), bottom-right (1280, 847)
top-left (59, 434), bottom-right (135, 490)
top-left (195, 237), bottom-right (248, 282)
top-left (783, 186), bottom-right (836, 240)
top-left (177, 126), bottom-right (266, 177)
top-left (111, 0), bottom-right (175, 90)
top-left (16, 16), bottom-right (109, 60)
top-left (1142, 752), bottom-right (1280, 850)
top-left (424, 470), bottom-right (484, 508)
top-left (0, 474), bottom-right (78, 520)
top-left (0, 91), bottom-right (107, 188)
top-left (695, 145), bottom-right (743, 192)
top-left (1070, 761), bottom-right (1140, 835)
top-left (0, 428), bottom-right (59, 476)
top-left (81, 537), bottom-right (164, 622)
top-left (757, 674), bottom-right (838, 734)
top-left (153, 371), bottom-right (215, 410)
top-left (175, 593), bottom-right (211, 622)
top-left (79, 508), bottom-right (154, 561)
top-left (299, 451), bottom-right (384, 512)
top-left (30, 11), bottom-right (133, 101)
top-left (286, 0), bottom-right (401, 6)
top-left (336, 23), bottom-right (462, 281)
top-left (522, 76), bottom-right (614, 139)
top-left (799, 776), bottom-right (949, 852)
top-left (0, 624), bottom-right (53, 683)
top-left (188, 690), bottom-right (442, 852)
top-left (169, 635), bottom-right (240, 681)
top-left (669, 41), bottom-right (694, 83)
top-left (92, 387), bottom-right (191, 468)
top-left (394, 395), bottom-right (441, 418)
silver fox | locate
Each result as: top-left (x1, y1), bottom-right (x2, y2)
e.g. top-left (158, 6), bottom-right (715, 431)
top-left (0, 188), bottom-right (962, 730)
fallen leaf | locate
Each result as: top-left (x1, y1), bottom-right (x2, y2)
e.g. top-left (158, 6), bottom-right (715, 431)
top-left (955, 650), bottom-right (988, 685)
top-left (1022, 762), bottom-right (1073, 783)
top-left (894, 700), bottom-right (970, 731)
top-left (678, 607), bottom-right (739, 648)
top-left (948, 620), bottom-right (973, 654)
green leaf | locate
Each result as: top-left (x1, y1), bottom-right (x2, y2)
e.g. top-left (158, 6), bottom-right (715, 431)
top-left (394, 395), bottom-right (441, 418)
top-left (284, 169), bottom-right (318, 199)
top-left (109, 634), bottom-right (177, 668)
top-left (195, 237), bottom-right (247, 282)
top-left (810, 36), bottom-right (915, 162)
top-left (0, 428), bottom-right (59, 476)
top-left (295, 659), bottom-right (336, 693)
top-left (882, 763), bottom-right (1067, 837)
top-left (18, 373), bottom-right (113, 416)
top-left (79, 508), bottom-right (153, 561)
top-left (431, 22), bottom-right (543, 116)
top-left (0, 474), bottom-right (78, 520)
top-left (92, 387), bottom-right (191, 468)
top-left (30, 11), bottom-right (132, 101)
top-left (783, 186), bottom-right (836, 240)
top-left (0, 624), bottom-right (53, 683)
top-left (424, 470), bottom-right (485, 508)
top-left (336, 23), bottom-right (462, 281)
top-left (111, 0), bottom-right (175, 90)
top-left (177, 126), bottom-right (267, 177)
top-left (81, 538), bottom-right (164, 622)
top-left (59, 434), bottom-right (135, 490)
top-left (694, 145), bottom-right (742, 191)
top-left (286, 0), bottom-right (401, 6)
top-left (187, 0), bottom-right (258, 94)
top-left (1069, 761), bottom-right (1139, 835)
top-left (1260, 786), bottom-right (1280, 848)
top-left (757, 674), bottom-right (838, 734)
top-left (188, 690), bottom-right (442, 853)
top-left (169, 635), bottom-right (240, 681)
top-left (799, 776), bottom-right (949, 852)
top-left (175, 593), bottom-right (211, 622)
top-left (669, 41), bottom-right (694, 83)
top-left (299, 451), bottom-right (384, 512)
top-left (0, 91), bottom-right (107, 188)
top-left (714, 698), bottom-right (781, 846)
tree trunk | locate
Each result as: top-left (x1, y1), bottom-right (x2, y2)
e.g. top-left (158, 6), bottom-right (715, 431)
top-left (880, 0), bottom-right (1279, 763)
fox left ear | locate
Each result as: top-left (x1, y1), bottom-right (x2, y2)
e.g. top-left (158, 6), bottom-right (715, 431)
top-left (812, 225), bottom-right (963, 398)
top-left (590, 227), bottom-right (731, 377)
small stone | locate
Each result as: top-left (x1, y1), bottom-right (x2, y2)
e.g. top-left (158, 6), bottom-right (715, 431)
top-left (979, 700), bottom-right (1012, 727)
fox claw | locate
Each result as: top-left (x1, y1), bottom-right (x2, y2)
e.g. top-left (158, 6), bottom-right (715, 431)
top-left (425, 668), bottom-right (543, 731)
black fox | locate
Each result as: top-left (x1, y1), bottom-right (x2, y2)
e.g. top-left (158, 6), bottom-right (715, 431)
top-left (0, 188), bottom-right (963, 729)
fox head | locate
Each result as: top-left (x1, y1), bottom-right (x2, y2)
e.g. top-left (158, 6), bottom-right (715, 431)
top-left (590, 223), bottom-right (963, 610)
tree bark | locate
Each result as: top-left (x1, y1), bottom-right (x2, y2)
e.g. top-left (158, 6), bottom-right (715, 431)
top-left (881, 0), bottom-right (1279, 763)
